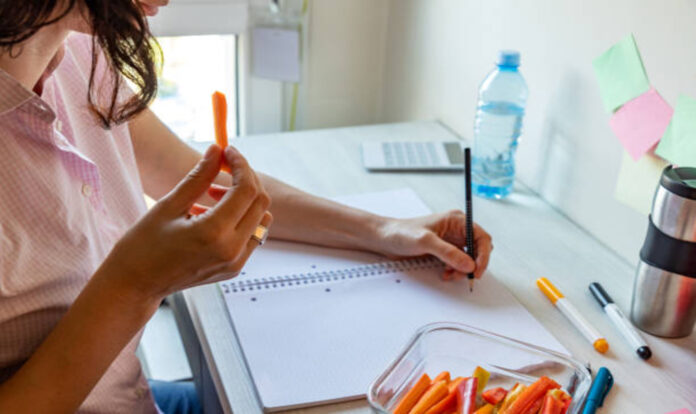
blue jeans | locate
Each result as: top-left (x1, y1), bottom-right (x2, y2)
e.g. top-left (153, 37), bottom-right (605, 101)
top-left (149, 380), bottom-right (203, 414)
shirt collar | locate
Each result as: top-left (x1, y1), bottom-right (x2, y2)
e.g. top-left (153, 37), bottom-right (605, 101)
top-left (0, 44), bottom-right (65, 120)
top-left (0, 68), bottom-right (38, 116)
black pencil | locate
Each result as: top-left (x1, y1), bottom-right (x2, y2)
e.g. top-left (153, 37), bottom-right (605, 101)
top-left (464, 147), bottom-right (475, 292)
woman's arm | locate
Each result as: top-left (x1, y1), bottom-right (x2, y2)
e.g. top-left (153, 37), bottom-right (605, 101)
top-left (0, 266), bottom-right (158, 413)
top-left (129, 109), bottom-right (493, 278)
top-left (0, 146), bottom-right (271, 412)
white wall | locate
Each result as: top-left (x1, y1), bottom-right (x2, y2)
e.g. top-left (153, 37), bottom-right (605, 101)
top-left (242, 0), bottom-right (389, 134)
top-left (379, 0), bottom-right (696, 263)
top-left (300, 0), bottom-right (389, 129)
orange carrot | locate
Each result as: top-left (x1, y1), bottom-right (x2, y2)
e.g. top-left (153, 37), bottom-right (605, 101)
top-left (393, 374), bottom-right (432, 414)
top-left (447, 377), bottom-right (466, 393)
top-left (409, 380), bottom-right (449, 414)
top-left (211, 91), bottom-right (230, 172)
top-left (499, 384), bottom-right (526, 413)
top-left (424, 389), bottom-right (457, 414)
top-left (502, 376), bottom-right (561, 414)
top-left (433, 371), bottom-right (451, 384)
top-left (473, 404), bottom-right (496, 414)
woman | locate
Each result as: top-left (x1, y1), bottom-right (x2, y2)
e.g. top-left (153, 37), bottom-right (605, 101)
top-left (0, 0), bottom-right (492, 413)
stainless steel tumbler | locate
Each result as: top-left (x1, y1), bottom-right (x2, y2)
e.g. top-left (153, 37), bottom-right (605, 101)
top-left (630, 166), bottom-right (696, 338)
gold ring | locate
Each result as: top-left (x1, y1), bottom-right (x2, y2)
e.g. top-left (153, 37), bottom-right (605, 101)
top-left (251, 224), bottom-right (268, 245)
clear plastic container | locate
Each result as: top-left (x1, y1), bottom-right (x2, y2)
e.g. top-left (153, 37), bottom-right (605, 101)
top-left (368, 322), bottom-right (592, 414)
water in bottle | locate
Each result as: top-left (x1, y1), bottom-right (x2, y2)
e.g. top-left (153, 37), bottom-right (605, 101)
top-left (472, 50), bottom-right (528, 199)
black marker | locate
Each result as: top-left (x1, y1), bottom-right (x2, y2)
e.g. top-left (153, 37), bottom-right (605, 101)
top-left (589, 282), bottom-right (652, 360)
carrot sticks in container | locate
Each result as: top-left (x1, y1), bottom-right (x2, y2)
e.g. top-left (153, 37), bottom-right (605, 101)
top-left (390, 367), bottom-right (572, 414)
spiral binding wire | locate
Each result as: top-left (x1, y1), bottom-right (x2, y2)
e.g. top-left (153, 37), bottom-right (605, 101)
top-left (220, 257), bottom-right (442, 294)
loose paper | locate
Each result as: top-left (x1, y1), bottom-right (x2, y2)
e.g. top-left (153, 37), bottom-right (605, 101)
top-left (593, 34), bottom-right (651, 112)
top-left (656, 94), bottom-right (696, 167)
top-left (252, 26), bottom-right (301, 83)
top-left (609, 88), bottom-right (673, 161)
top-left (615, 151), bottom-right (668, 215)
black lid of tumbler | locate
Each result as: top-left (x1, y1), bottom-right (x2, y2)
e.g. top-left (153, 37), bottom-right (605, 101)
top-left (660, 166), bottom-right (696, 200)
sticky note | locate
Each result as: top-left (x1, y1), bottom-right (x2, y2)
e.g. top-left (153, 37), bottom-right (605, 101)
top-left (665, 410), bottom-right (693, 414)
top-left (615, 151), bottom-right (668, 215)
top-left (656, 94), bottom-right (696, 167)
top-left (609, 88), bottom-right (673, 160)
top-left (593, 34), bottom-right (651, 112)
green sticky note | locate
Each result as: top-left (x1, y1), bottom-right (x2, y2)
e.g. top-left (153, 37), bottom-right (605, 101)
top-left (656, 94), bottom-right (696, 167)
top-left (593, 34), bottom-right (650, 112)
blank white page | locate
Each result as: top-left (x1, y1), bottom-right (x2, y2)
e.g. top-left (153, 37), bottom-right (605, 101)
top-left (220, 188), bottom-right (566, 411)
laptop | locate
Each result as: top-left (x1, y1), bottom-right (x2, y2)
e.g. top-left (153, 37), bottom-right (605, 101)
top-left (361, 141), bottom-right (464, 171)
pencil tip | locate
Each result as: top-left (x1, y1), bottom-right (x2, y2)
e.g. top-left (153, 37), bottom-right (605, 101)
top-left (468, 279), bottom-right (474, 292)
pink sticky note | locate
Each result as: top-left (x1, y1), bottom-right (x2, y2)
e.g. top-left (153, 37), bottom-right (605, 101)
top-left (666, 410), bottom-right (693, 414)
top-left (609, 88), bottom-right (673, 160)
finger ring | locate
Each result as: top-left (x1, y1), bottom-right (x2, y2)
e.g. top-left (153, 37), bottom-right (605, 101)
top-left (251, 224), bottom-right (268, 245)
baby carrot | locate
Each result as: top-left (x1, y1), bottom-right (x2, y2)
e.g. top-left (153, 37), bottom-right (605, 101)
top-left (424, 388), bottom-right (456, 414)
top-left (393, 374), bottom-right (432, 414)
top-left (447, 377), bottom-right (466, 393)
top-left (211, 91), bottom-right (230, 173)
top-left (410, 380), bottom-right (449, 414)
top-left (432, 371), bottom-right (451, 384)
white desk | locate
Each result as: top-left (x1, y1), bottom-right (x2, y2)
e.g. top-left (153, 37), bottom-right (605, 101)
top-left (178, 121), bottom-right (696, 413)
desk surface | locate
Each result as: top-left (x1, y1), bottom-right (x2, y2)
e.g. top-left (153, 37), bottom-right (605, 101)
top-left (182, 121), bottom-right (695, 413)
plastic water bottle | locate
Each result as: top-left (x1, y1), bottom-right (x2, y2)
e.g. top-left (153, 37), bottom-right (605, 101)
top-left (472, 50), bottom-right (528, 199)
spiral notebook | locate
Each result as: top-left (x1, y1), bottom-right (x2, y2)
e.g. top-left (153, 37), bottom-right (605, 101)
top-left (220, 188), bottom-right (567, 412)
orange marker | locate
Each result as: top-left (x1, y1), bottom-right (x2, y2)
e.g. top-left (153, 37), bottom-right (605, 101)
top-left (536, 277), bottom-right (609, 354)
top-left (212, 91), bottom-right (230, 172)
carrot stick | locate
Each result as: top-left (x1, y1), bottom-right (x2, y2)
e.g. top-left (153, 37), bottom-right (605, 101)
top-left (424, 389), bottom-right (457, 414)
top-left (393, 374), bottom-right (432, 414)
top-left (502, 377), bottom-right (561, 414)
top-left (447, 377), bottom-right (466, 393)
top-left (212, 91), bottom-right (230, 172)
top-left (410, 380), bottom-right (449, 414)
top-left (433, 371), bottom-right (451, 384)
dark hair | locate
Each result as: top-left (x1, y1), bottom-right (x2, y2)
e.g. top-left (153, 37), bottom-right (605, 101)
top-left (0, 0), bottom-right (160, 127)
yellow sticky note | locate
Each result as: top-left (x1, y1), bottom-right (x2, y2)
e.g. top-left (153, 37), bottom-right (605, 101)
top-left (614, 152), bottom-right (668, 215)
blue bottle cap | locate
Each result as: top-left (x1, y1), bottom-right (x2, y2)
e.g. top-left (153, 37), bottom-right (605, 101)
top-left (497, 50), bottom-right (520, 67)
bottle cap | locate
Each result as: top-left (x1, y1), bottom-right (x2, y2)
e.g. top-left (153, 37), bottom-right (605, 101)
top-left (497, 50), bottom-right (521, 67)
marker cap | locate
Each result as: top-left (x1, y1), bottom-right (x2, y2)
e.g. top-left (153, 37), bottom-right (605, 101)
top-left (593, 338), bottom-right (609, 354)
top-left (536, 277), bottom-right (564, 304)
top-left (589, 282), bottom-right (614, 307)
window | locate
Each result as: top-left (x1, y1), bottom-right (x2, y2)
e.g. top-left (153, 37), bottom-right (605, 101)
top-left (151, 35), bottom-right (238, 147)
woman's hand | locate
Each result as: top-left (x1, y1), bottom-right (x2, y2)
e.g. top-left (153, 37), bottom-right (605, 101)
top-left (100, 144), bottom-right (272, 305)
top-left (376, 210), bottom-right (492, 280)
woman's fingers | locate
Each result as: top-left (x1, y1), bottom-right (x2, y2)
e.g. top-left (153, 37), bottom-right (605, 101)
top-left (205, 147), bottom-right (260, 227)
top-left (421, 233), bottom-right (475, 274)
top-left (473, 224), bottom-right (493, 279)
top-left (195, 212), bottom-right (274, 285)
top-left (160, 145), bottom-right (221, 217)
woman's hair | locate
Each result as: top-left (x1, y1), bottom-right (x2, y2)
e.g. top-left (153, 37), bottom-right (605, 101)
top-left (0, 0), bottom-right (159, 127)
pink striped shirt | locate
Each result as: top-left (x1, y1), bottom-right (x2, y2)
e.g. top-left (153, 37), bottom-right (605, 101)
top-left (0, 33), bottom-right (158, 412)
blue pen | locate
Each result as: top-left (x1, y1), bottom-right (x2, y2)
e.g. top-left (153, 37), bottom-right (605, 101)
top-left (583, 367), bottom-right (613, 414)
